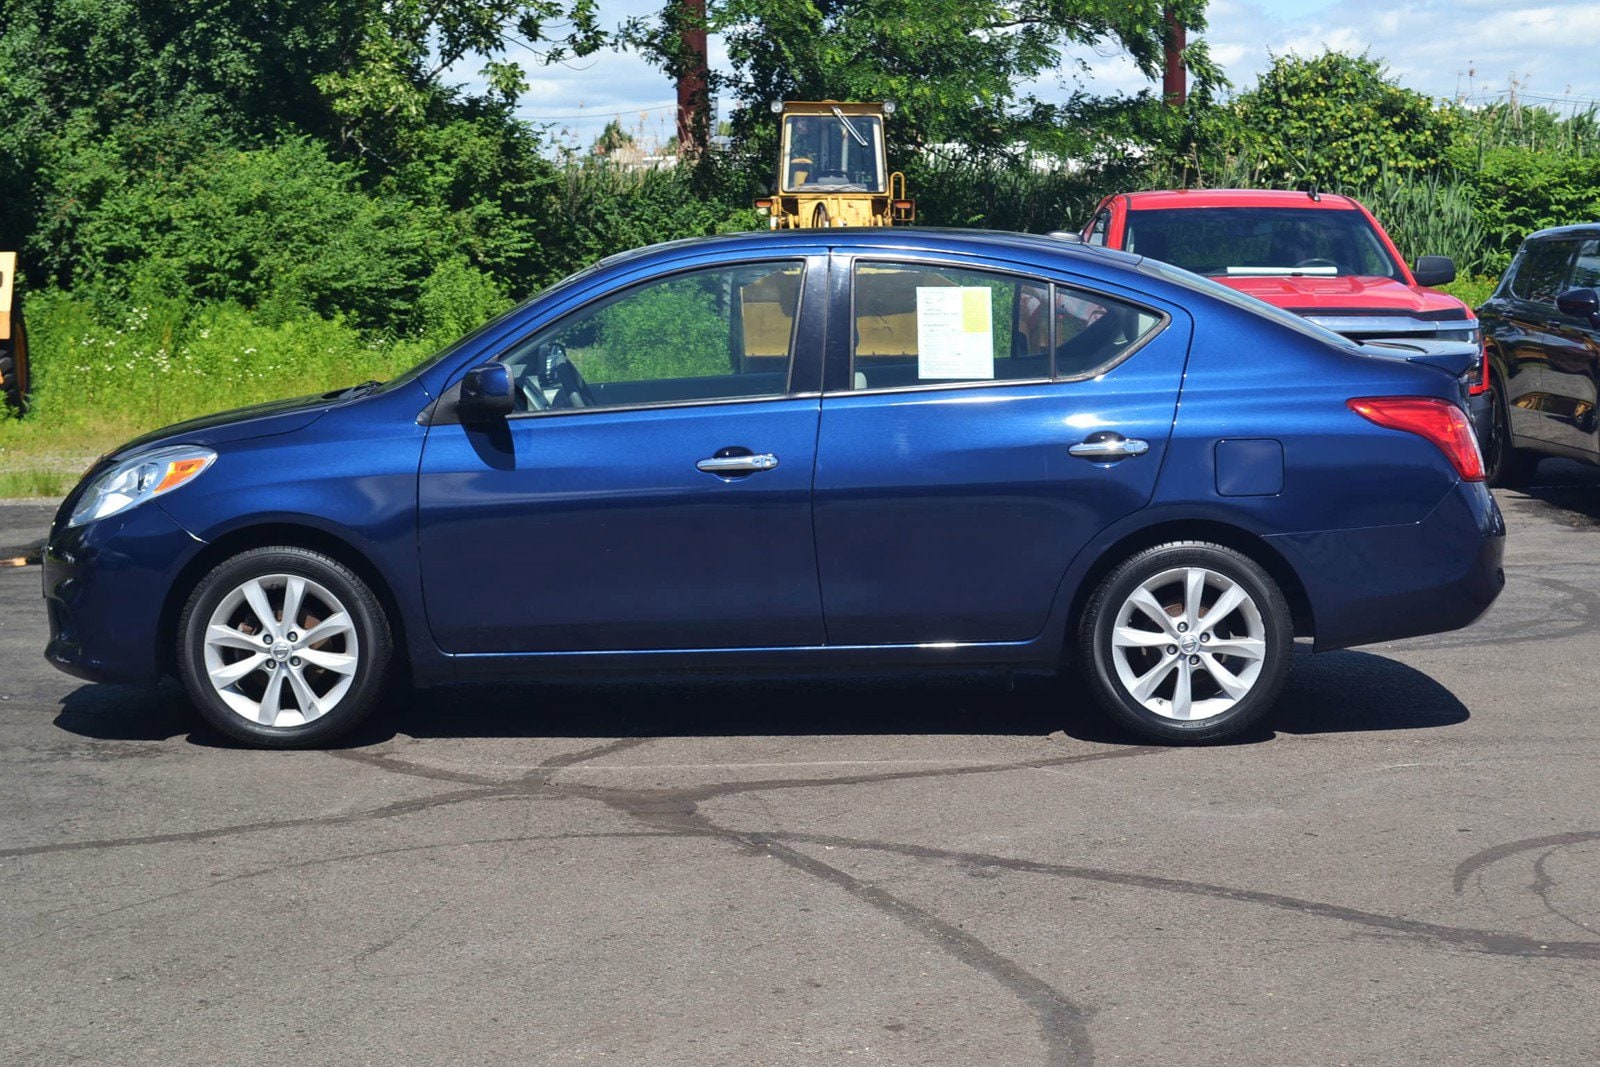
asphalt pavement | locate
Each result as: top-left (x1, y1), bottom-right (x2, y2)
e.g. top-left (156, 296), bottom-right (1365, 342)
top-left (1, 469), bottom-right (1598, 1065)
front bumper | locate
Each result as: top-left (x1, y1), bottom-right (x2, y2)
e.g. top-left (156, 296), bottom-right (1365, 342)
top-left (1266, 480), bottom-right (1505, 652)
top-left (43, 503), bottom-right (201, 685)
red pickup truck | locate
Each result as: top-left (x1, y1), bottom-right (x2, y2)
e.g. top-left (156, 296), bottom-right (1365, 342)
top-left (1079, 189), bottom-right (1487, 394)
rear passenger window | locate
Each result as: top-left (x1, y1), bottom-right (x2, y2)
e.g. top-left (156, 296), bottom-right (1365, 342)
top-left (1511, 240), bottom-right (1578, 304)
top-left (847, 262), bottom-right (1162, 390)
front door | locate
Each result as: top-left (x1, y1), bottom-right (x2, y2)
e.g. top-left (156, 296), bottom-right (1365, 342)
top-left (417, 258), bottom-right (827, 654)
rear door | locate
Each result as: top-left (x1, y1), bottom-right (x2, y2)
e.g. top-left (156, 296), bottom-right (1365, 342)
top-left (811, 254), bottom-right (1191, 645)
top-left (1501, 237), bottom-right (1579, 445)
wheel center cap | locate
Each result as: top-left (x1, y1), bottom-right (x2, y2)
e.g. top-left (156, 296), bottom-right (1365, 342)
top-left (270, 641), bottom-right (293, 662)
top-left (1179, 634), bottom-right (1199, 655)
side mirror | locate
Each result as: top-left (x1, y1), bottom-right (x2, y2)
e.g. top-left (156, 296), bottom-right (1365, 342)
top-left (458, 363), bottom-right (514, 422)
top-left (1413, 256), bottom-right (1456, 287)
top-left (1556, 287), bottom-right (1600, 327)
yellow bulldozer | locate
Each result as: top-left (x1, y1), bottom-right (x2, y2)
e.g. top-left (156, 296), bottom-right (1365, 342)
top-left (0, 251), bottom-right (28, 414)
top-left (755, 101), bottom-right (914, 229)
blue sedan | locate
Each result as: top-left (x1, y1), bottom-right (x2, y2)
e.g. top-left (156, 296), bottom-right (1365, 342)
top-left (43, 230), bottom-right (1505, 746)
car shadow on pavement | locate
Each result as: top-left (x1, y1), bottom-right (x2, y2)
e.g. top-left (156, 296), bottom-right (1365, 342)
top-left (52, 648), bottom-right (1467, 749)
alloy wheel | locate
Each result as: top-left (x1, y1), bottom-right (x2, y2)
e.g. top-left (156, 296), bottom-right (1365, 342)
top-left (201, 573), bottom-right (360, 727)
top-left (1108, 566), bottom-right (1267, 722)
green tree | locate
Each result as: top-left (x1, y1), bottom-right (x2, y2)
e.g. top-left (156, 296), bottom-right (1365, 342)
top-left (626, 0), bottom-right (1219, 151)
top-left (1232, 51), bottom-right (1455, 188)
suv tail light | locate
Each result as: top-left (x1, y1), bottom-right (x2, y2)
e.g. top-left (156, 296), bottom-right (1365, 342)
top-left (1467, 341), bottom-right (1490, 397)
top-left (1348, 397), bottom-right (1485, 481)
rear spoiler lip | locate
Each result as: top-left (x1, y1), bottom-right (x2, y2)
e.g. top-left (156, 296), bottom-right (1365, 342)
top-left (1356, 337), bottom-right (1479, 379)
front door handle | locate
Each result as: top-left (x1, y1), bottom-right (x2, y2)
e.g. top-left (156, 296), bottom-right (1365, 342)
top-left (696, 452), bottom-right (779, 474)
top-left (1068, 433), bottom-right (1149, 461)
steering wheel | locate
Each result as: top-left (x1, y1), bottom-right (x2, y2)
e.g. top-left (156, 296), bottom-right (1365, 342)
top-left (1293, 258), bottom-right (1338, 270)
top-left (539, 342), bottom-right (598, 408)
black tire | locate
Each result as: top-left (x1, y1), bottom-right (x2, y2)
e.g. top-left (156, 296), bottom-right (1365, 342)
top-left (0, 305), bottom-right (28, 414)
top-left (177, 546), bottom-right (393, 747)
top-left (1483, 378), bottom-right (1538, 488)
top-left (1078, 541), bottom-right (1292, 744)
top-left (811, 203), bottom-right (830, 228)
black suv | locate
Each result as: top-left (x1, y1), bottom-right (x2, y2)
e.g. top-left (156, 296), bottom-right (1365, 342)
top-left (1478, 224), bottom-right (1600, 485)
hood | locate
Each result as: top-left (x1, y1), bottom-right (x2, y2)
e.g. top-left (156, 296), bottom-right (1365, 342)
top-left (1217, 274), bottom-right (1469, 317)
top-left (107, 392), bottom-right (337, 461)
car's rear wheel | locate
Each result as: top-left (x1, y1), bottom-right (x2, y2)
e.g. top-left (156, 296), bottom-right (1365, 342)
top-left (177, 546), bottom-right (392, 747)
top-left (1484, 376), bottom-right (1538, 487)
top-left (1079, 542), bottom-right (1292, 743)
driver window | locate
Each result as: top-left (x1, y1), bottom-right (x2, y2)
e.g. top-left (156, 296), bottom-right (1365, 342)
top-left (499, 262), bottom-right (804, 413)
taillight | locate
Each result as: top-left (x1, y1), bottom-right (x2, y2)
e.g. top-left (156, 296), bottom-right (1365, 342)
top-left (1467, 341), bottom-right (1490, 397)
top-left (1348, 396), bottom-right (1485, 481)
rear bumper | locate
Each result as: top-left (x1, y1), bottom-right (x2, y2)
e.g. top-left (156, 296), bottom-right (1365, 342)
top-left (42, 504), bottom-right (198, 685)
top-left (1267, 481), bottom-right (1505, 651)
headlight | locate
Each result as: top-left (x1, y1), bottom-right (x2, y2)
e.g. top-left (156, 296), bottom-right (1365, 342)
top-left (67, 445), bottom-right (216, 528)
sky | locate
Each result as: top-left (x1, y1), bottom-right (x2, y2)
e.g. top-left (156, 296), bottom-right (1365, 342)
top-left (481, 1), bottom-right (1600, 152)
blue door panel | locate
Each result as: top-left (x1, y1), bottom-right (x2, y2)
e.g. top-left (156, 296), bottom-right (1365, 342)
top-left (813, 319), bottom-right (1191, 645)
top-left (418, 399), bottom-right (824, 653)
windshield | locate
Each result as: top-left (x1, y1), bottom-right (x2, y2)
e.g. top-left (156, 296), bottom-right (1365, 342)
top-left (1124, 206), bottom-right (1403, 280)
top-left (781, 114), bottom-right (885, 193)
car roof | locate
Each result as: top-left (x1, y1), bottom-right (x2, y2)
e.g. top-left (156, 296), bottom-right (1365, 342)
top-left (1123, 189), bottom-right (1362, 211)
top-left (591, 227), bottom-right (1145, 272)
top-left (1524, 222), bottom-right (1600, 242)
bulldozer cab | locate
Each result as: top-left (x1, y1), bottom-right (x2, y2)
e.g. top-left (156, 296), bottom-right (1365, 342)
top-left (757, 101), bottom-right (913, 229)
top-left (780, 108), bottom-right (885, 194)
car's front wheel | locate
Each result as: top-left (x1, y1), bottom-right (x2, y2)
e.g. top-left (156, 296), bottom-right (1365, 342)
top-left (177, 546), bottom-right (393, 747)
top-left (1079, 542), bottom-right (1292, 743)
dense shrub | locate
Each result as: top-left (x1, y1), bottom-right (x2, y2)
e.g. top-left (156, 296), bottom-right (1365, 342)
top-left (1232, 52), bottom-right (1455, 188)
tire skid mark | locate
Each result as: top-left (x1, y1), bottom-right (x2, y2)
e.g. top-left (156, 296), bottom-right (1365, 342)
top-left (4, 830), bottom-right (677, 948)
top-left (739, 831), bottom-right (1093, 1066)
top-left (538, 736), bottom-right (655, 769)
top-left (565, 786), bottom-right (1093, 1066)
top-left (1531, 850), bottom-right (1597, 937)
top-left (0, 786), bottom-right (503, 859)
top-left (757, 831), bottom-right (1600, 961)
top-left (0, 745), bottom-right (1161, 859)
top-left (1453, 830), bottom-right (1600, 892)
top-left (327, 749), bottom-right (502, 786)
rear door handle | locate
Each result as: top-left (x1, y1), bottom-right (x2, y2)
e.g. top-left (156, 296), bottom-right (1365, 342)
top-left (1068, 433), bottom-right (1149, 461)
top-left (696, 452), bottom-right (779, 474)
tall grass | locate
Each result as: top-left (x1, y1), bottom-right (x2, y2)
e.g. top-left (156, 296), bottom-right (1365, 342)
top-left (0, 293), bottom-right (453, 497)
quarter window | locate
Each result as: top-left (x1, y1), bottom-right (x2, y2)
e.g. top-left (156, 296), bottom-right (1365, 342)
top-left (1087, 210), bottom-right (1111, 246)
top-left (847, 262), bottom-right (1161, 389)
top-left (1511, 240), bottom-right (1577, 304)
top-left (1569, 238), bottom-right (1600, 291)
top-left (500, 262), bottom-right (803, 413)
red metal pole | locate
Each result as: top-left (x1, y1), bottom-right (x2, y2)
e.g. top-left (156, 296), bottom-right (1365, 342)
top-left (1163, 7), bottom-right (1187, 106)
top-left (676, 0), bottom-right (709, 153)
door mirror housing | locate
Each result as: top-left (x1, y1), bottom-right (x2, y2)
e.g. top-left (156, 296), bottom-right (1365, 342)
top-left (1413, 256), bottom-right (1456, 288)
top-left (1556, 287), bottom-right (1600, 326)
top-left (458, 363), bottom-right (515, 422)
